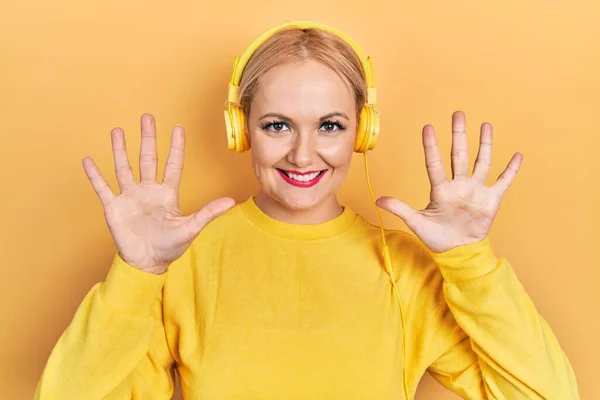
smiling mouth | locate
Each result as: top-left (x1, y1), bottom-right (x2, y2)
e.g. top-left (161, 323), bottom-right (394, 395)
top-left (278, 169), bottom-right (325, 182)
top-left (276, 169), bottom-right (327, 187)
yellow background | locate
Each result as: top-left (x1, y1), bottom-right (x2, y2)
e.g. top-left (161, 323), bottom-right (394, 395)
top-left (1, 0), bottom-right (598, 399)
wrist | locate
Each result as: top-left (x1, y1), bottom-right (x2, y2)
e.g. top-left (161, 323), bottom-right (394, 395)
top-left (118, 252), bottom-right (169, 275)
top-left (140, 264), bottom-right (169, 275)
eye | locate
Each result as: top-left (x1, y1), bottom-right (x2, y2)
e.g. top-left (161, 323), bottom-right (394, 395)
top-left (261, 121), bottom-right (290, 133)
top-left (319, 119), bottom-right (347, 133)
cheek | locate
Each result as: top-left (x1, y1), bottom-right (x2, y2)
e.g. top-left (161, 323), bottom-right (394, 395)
top-left (250, 133), bottom-right (288, 172)
top-left (319, 132), bottom-right (355, 169)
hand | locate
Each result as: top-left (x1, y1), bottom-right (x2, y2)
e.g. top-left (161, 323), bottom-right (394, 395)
top-left (376, 111), bottom-right (522, 253)
top-left (82, 113), bottom-right (235, 274)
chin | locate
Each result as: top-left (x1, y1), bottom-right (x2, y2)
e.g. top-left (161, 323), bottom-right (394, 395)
top-left (276, 191), bottom-right (326, 211)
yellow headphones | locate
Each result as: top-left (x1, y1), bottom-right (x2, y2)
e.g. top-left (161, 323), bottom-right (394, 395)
top-left (223, 20), bottom-right (381, 153)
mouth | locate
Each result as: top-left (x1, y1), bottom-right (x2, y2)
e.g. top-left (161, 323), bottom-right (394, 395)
top-left (276, 169), bottom-right (327, 188)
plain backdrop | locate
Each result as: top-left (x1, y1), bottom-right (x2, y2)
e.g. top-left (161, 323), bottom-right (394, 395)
top-left (1, 0), bottom-right (598, 399)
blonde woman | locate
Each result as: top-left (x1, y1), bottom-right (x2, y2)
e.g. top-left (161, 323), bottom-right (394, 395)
top-left (36, 22), bottom-right (579, 399)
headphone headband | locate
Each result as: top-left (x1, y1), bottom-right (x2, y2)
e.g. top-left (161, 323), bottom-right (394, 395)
top-left (227, 21), bottom-right (376, 106)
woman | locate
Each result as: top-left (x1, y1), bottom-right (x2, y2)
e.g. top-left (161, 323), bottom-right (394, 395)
top-left (35, 22), bottom-right (579, 399)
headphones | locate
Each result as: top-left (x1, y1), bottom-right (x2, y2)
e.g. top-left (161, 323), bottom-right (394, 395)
top-left (223, 20), bottom-right (381, 153)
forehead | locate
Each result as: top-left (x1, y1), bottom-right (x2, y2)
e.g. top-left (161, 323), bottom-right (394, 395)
top-left (251, 59), bottom-right (355, 117)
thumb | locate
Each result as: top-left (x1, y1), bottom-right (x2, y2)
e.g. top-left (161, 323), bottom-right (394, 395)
top-left (376, 196), bottom-right (421, 230)
top-left (181, 197), bottom-right (237, 243)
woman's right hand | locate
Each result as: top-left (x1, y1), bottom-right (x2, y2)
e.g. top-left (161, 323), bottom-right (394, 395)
top-left (82, 113), bottom-right (235, 274)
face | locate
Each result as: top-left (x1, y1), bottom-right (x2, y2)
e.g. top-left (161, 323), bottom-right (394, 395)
top-left (247, 59), bottom-right (357, 218)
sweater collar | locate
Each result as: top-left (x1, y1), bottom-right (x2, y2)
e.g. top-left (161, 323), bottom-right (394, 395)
top-left (239, 196), bottom-right (357, 240)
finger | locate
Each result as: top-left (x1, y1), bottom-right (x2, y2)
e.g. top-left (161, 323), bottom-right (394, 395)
top-left (82, 157), bottom-right (115, 207)
top-left (177, 197), bottom-right (237, 244)
top-left (162, 124), bottom-right (185, 189)
top-left (492, 152), bottom-right (523, 196)
top-left (111, 128), bottom-right (136, 192)
top-left (472, 122), bottom-right (493, 184)
top-left (451, 110), bottom-right (469, 180)
top-left (376, 196), bottom-right (422, 232)
top-left (139, 113), bottom-right (158, 183)
top-left (422, 124), bottom-right (447, 187)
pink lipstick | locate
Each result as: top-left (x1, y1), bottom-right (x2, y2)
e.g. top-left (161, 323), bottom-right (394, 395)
top-left (277, 169), bottom-right (326, 188)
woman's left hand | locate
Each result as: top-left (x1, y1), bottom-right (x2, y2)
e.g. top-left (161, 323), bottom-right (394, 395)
top-left (376, 111), bottom-right (523, 253)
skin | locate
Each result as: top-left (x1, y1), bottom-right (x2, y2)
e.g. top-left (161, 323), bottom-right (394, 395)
top-left (376, 113), bottom-right (523, 253)
top-left (248, 59), bottom-right (357, 224)
top-left (82, 116), bottom-right (236, 273)
top-left (82, 59), bottom-right (522, 275)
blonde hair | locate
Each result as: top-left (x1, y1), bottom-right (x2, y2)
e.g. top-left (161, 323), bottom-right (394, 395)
top-left (238, 28), bottom-right (367, 121)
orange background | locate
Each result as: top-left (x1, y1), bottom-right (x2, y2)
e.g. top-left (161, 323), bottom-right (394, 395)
top-left (1, 0), bottom-right (598, 399)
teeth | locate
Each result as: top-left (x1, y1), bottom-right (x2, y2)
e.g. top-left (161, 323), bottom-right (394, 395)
top-left (285, 171), bottom-right (321, 182)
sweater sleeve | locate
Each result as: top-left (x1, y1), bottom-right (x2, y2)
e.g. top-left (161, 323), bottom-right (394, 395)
top-left (34, 254), bottom-right (176, 400)
top-left (425, 237), bottom-right (580, 399)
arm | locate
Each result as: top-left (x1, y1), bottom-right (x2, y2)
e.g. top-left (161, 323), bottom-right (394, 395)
top-left (376, 111), bottom-right (580, 399)
top-left (426, 238), bottom-right (579, 399)
top-left (38, 113), bottom-right (234, 399)
top-left (34, 254), bottom-right (176, 399)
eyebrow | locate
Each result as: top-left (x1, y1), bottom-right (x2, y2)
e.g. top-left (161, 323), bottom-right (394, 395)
top-left (258, 112), bottom-right (351, 122)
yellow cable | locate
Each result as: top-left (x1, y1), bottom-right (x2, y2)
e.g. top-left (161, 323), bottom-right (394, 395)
top-left (363, 152), bottom-right (388, 259)
top-left (363, 152), bottom-right (409, 399)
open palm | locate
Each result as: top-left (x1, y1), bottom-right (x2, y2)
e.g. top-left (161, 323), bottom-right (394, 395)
top-left (377, 111), bottom-right (522, 253)
top-left (83, 114), bottom-right (235, 274)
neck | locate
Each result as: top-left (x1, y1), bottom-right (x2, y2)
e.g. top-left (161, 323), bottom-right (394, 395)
top-left (254, 191), bottom-right (343, 224)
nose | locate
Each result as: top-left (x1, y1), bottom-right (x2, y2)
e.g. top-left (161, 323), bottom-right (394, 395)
top-left (287, 131), bottom-right (316, 168)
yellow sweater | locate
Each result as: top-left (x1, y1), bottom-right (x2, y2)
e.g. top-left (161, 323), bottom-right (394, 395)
top-left (35, 197), bottom-right (579, 399)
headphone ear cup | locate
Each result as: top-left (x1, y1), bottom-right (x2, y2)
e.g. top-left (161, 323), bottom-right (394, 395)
top-left (355, 105), bottom-right (380, 152)
top-left (354, 107), bottom-right (369, 153)
top-left (365, 106), bottom-right (381, 151)
top-left (224, 103), bottom-right (250, 152)
top-left (224, 108), bottom-right (236, 151)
